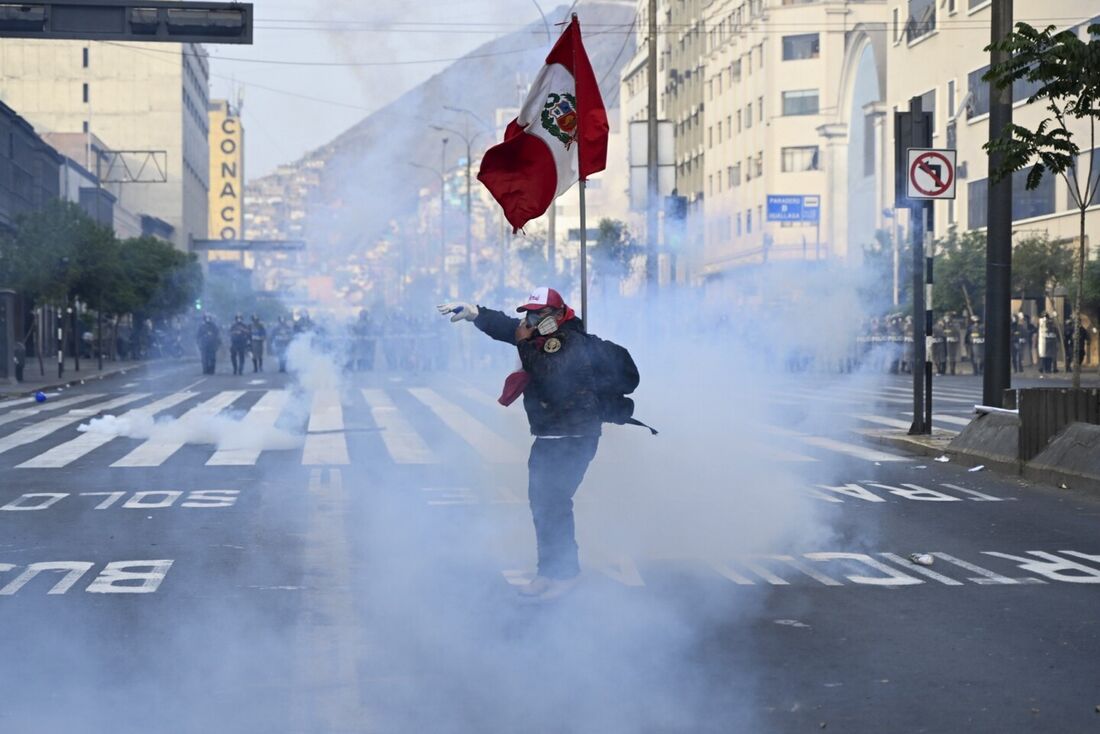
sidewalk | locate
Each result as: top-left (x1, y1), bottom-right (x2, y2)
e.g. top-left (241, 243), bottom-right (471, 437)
top-left (0, 357), bottom-right (152, 399)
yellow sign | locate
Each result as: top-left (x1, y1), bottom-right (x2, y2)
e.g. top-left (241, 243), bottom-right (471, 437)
top-left (208, 100), bottom-right (244, 240)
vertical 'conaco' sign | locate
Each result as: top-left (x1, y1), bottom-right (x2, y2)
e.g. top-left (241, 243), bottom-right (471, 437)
top-left (208, 100), bottom-right (244, 240)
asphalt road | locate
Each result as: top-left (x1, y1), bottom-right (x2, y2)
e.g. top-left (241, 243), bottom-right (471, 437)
top-left (0, 358), bottom-right (1097, 733)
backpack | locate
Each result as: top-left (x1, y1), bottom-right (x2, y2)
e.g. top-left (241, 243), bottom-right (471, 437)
top-left (589, 337), bottom-right (657, 435)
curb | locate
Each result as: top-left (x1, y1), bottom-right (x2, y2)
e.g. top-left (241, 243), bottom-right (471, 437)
top-left (864, 426), bottom-right (1100, 495)
top-left (0, 361), bottom-right (154, 398)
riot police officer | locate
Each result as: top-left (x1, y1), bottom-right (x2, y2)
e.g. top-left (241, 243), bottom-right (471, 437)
top-left (967, 316), bottom-right (985, 375)
top-left (270, 316), bottom-right (293, 373)
top-left (196, 315), bottom-right (220, 375)
top-left (250, 315), bottom-right (267, 373)
top-left (229, 314), bottom-right (251, 376)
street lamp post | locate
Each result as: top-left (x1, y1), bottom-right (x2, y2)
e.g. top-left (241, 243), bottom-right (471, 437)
top-left (432, 124), bottom-right (479, 295)
top-left (408, 157), bottom-right (447, 290)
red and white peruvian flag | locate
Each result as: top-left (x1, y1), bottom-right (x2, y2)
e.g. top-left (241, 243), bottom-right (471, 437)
top-left (477, 17), bottom-right (608, 232)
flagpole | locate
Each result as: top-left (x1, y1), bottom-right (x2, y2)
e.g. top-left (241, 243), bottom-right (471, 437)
top-left (571, 12), bottom-right (588, 328)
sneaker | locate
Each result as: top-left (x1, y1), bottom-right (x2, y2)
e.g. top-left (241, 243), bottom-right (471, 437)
top-left (536, 576), bottom-right (579, 602)
top-left (516, 576), bottom-right (553, 598)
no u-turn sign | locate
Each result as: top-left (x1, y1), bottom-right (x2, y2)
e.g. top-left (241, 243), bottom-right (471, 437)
top-left (907, 148), bottom-right (957, 200)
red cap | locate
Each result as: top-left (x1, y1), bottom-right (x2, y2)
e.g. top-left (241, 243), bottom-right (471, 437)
top-left (516, 286), bottom-right (565, 312)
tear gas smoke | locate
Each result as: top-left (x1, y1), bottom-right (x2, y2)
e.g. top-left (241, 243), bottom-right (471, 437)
top-left (74, 334), bottom-right (342, 452)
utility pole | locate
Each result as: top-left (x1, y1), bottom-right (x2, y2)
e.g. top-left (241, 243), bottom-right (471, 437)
top-left (645, 0), bottom-right (659, 294)
top-left (983, 0), bottom-right (1013, 408)
top-left (896, 97), bottom-right (933, 435)
top-left (547, 202), bottom-right (556, 275)
top-left (442, 137), bottom-right (449, 291)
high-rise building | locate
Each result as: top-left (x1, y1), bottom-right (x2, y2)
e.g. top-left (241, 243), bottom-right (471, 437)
top-left (0, 40), bottom-right (211, 250)
top-left (701, 0), bottom-right (886, 280)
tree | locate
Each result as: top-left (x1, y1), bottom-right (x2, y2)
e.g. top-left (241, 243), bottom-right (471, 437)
top-left (860, 228), bottom-right (911, 313)
top-left (1011, 234), bottom-right (1073, 313)
top-left (933, 229), bottom-right (987, 318)
top-left (985, 20), bottom-right (1100, 387)
top-left (590, 219), bottom-right (639, 295)
top-left (119, 236), bottom-right (202, 320)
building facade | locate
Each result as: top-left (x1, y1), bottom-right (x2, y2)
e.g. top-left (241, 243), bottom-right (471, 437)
top-left (0, 39), bottom-right (211, 249)
top-left (879, 0), bottom-right (1100, 247)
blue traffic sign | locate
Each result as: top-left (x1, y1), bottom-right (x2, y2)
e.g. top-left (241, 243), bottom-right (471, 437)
top-left (766, 195), bottom-right (820, 222)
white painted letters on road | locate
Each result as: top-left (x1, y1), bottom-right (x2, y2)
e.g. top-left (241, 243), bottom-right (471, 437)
top-left (85, 560), bottom-right (173, 594)
top-left (804, 552), bottom-right (923, 586)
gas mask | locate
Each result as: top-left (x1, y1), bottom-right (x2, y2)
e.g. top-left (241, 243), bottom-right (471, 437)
top-left (525, 311), bottom-right (559, 336)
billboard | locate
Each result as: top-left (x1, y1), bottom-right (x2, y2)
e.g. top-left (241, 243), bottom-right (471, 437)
top-left (208, 100), bottom-right (244, 242)
top-left (766, 194), bottom-right (820, 222)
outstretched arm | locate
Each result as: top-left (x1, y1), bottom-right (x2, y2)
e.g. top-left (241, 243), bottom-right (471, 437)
top-left (474, 307), bottom-right (522, 345)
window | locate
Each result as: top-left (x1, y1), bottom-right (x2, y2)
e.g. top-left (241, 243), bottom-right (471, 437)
top-left (967, 66), bottom-right (990, 118)
top-left (968, 63), bottom-right (1046, 119)
top-left (727, 115), bottom-right (732, 137)
top-left (907, 0), bottom-right (936, 42)
top-left (1067, 148), bottom-right (1100, 209)
top-left (746, 103), bottom-right (753, 129)
top-left (782, 89), bottom-right (819, 116)
top-left (947, 0), bottom-right (956, 13)
top-left (920, 89), bottom-right (936, 134)
top-left (82, 120), bottom-right (89, 133)
top-left (82, 47), bottom-right (89, 68)
top-left (737, 109), bottom-right (742, 133)
top-left (969, 171), bottom-right (1056, 227)
top-left (708, 175), bottom-right (714, 196)
top-left (747, 209), bottom-right (753, 234)
top-left (736, 212), bottom-right (742, 236)
top-left (1012, 167), bottom-right (1055, 220)
top-left (745, 156), bottom-right (753, 182)
top-left (947, 79), bottom-right (956, 118)
top-left (708, 126), bottom-right (713, 148)
top-left (782, 33), bottom-right (820, 60)
top-left (969, 179), bottom-right (988, 229)
top-left (759, 96), bottom-right (764, 122)
top-left (755, 152), bottom-right (764, 178)
top-left (781, 146), bottom-right (820, 172)
top-left (968, 0), bottom-right (989, 9)
top-left (732, 59), bottom-right (742, 82)
top-left (758, 44), bottom-right (764, 69)
top-left (892, 8), bottom-right (901, 43)
top-left (731, 163), bottom-right (741, 187)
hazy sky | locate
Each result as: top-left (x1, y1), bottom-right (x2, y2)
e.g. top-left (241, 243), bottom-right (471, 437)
top-left (209, 0), bottom-right (559, 182)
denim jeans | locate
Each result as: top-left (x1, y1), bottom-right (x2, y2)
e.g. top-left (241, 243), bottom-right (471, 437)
top-left (527, 435), bottom-right (599, 579)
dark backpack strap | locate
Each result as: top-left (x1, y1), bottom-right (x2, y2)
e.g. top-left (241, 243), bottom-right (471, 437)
top-left (626, 418), bottom-right (658, 436)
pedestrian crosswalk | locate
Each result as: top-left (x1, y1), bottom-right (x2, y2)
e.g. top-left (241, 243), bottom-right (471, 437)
top-left (0, 376), bottom-right (982, 471)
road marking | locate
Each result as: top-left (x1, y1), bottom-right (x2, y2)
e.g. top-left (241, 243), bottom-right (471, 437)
top-left (17, 392), bottom-right (196, 468)
top-left (798, 436), bottom-right (910, 463)
top-left (940, 483), bottom-right (1005, 502)
top-left (933, 413), bottom-right (972, 426)
top-left (302, 389), bottom-right (349, 466)
top-left (111, 391), bottom-right (244, 467)
top-left (206, 390), bottom-right (290, 466)
top-left (770, 555), bottom-right (843, 586)
top-left (803, 552), bottom-right (923, 586)
top-left (361, 388), bottom-right (436, 464)
top-left (0, 393), bottom-right (107, 428)
top-left (0, 393), bottom-right (148, 457)
top-left (0, 395), bottom-right (39, 412)
top-left (931, 552), bottom-right (1043, 585)
top-left (878, 553), bottom-right (963, 585)
top-left (408, 387), bottom-right (518, 463)
top-left (0, 560), bottom-right (173, 595)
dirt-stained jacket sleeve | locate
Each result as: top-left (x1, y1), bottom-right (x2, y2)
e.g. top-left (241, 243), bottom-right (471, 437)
top-left (473, 307), bottom-right (521, 345)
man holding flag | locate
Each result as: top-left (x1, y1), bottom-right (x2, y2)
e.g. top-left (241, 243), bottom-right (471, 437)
top-left (439, 16), bottom-right (617, 602)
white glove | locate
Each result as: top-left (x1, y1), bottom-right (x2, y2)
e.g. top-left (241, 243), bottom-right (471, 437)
top-left (437, 302), bottom-right (478, 323)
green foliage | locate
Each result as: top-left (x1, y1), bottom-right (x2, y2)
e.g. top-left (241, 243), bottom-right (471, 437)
top-left (0, 201), bottom-right (201, 320)
top-left (1011, 234), bottom-right (1073, 301)
top-left (984, 22), bottom-right (1100, 203)
top-left (1083, 259), bottom-right (1100, 316)
top-left (933, 229), bottom-right (987, 317)
top-left (513, 233), bottom-right (553, 286)
top-left (860, 228), bottom-right (911, 311)
top-left (591, 218), bottom-right (639, 285)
